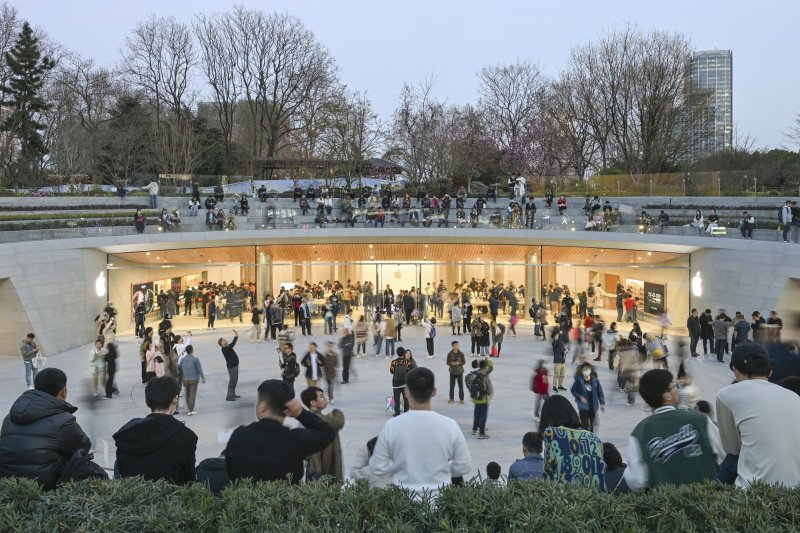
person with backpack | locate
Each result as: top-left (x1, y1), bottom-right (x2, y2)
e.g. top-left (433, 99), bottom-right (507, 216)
top-left (423, 317), bottom-right (437, 359)
top-left (390, 347), bottom-right (416, 416)
top-left (467, 358), bottom-right (494, 439)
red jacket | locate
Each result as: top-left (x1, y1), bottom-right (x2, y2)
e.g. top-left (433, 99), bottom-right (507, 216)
top-left (532, 371), bottom-right (549, 395)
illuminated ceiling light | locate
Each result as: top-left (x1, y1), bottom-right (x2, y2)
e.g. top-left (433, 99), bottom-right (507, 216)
top-left (369, 244), bottom-right (373, 248)
top-left (146, 252), bottom-right (150, 256)
top-left (424, 244), bottom-right (428, 248)
top-left (637, 256), bottom-right (642, 260)
top-left (647, 252), bottom-right (652, 256)
top-left (370, 256), bottom-right (374, 259)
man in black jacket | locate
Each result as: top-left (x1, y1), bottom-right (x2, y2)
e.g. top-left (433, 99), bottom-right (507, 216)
top-left (219, 330), bottom-right (240, 401)
top-left (113, 376), bottom-right (197, 484)
top-left (0, 368), bottom-right (91, 489)
top-left (225, 379), bottom-right (335, 484)
top-left (687, 308), bottom-right (701, 357)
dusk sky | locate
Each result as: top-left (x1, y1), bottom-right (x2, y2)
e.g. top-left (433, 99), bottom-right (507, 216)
top-left (11, 0), bottom-right (800, 149)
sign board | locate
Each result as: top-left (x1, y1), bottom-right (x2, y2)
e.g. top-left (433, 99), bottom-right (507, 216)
top-left (644, 282), bottom-right (666, 315)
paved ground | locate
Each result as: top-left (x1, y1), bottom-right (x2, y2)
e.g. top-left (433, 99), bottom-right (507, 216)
top-left (0, 311), bottom-right (736, 481)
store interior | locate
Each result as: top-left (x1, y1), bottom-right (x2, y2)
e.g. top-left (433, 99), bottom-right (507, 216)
top-left (107, 244), bottom-right (689, 333)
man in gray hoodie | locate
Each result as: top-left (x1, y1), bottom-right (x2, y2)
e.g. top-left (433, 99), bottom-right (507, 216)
top-left (20, 333), bottom-right (40, 389)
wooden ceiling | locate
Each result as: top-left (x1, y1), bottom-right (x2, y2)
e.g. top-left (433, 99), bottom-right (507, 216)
top-left (113, 244), bottom-right (683, 266)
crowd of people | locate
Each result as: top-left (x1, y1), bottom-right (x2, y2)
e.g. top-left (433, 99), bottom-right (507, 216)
top-left (4, 271), bottom-right (800, 496)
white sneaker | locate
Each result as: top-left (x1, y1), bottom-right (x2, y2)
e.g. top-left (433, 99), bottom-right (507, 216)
top-left (329, 399), bottom-right (335, 404)
top-left (188, 411), bottom-right (197, 416)
top-left (426, 355), bottom-right (434, 359)
top-left (27, 386), bottom-right (33, 390)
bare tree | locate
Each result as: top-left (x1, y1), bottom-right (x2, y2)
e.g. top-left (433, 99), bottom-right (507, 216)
top-left (477, 61), bottom-right (545, 149)
top-left (121, 14), bottom-right (195, 120)
top-left (563, 25), bottom-right (708, 174)
top-left (786, 112), bottom-right (800, 151)
top-left (390, 77), bottom-right (448, 187)
top-left (194, 13), bottom-right (241, 170)
top-left (319, 90), bottom-right (385, 185)
top-left (0, 2), bottom-right (20, 90)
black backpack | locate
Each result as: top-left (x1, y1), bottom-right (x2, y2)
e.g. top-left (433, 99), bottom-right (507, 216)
top-left (465, 371), bottom-right (486, 400)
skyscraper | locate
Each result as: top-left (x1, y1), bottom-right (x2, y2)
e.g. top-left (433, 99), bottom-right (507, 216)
top-left (688, 50), bottom-right (733, 158)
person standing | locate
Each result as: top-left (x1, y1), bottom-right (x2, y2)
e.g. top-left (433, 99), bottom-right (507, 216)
top-left (88, 339), bottom-right (107, 398)
top-left (145, 180), bottom-right (159, 208)
top-left (423, 317), bottom-right (437, 359)
top-left (624, 369), bottom-right (724, 490)
top-left (218, 330), bottom-right (240, 401)
top-left (699, 308), bottom-right (715, 355)
top-left (268, 303), bottom-right (284, 341)
top-left (369, 367), bottom-right (473, 495)
top-left (354, 316), bottom-right (368, 357)
top-left (571, 363), bottom-right (605, 432)
top-left (467, 358), bottom-right (494, 439)
top-left (450, 302), bottom-right (462, 335)
top-left (712, 314), bottom-right (729, 363)
top-left (687, 309), bottom-right (701, 357)
top-left (390, 348), bottom-right (416, 416)
top-left (600, 322), bottom-right (620, 370)
top-left (383, 313), bottom-right (397, 358)
top-left (781, 200), bottom-right (793, 243)
top-left (299, 299), bottom-right (312, 336)
top-left (20, 333), bottom-right (40, 390)
top-left (716, 342), bottom-right (800, 488)
top-left (248, 305), bottom-right (262, 341)
top-left (446, 340), bottom-right (466, 404)
top-left (322, 341), bottom-right (339, 403)
top-left (178, 345), bottom-right (205, 416)
top-left (300, 386), bottom-right (345, 483)
top-left (206, 298), bottom-right (217, 330)
top-left (490, 320), bottom-right (505, 357)
top-left (301, 343), bottom-right (325, 387)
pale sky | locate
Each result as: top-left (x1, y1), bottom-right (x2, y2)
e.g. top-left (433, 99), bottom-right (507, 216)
top-left (11, 0), bottom-right (800, 149)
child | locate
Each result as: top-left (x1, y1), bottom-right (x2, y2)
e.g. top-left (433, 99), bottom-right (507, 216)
top-left (484, 461), bottom-right (505, 488)
top-left (531, 361), bottom-right (549, 421)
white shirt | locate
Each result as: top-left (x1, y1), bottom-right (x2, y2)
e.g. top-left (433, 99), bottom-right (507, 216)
top-left (716, 379), bottom-right (800, 488)
top-left (309, 351), bottom-right (319, 381)
top-left (133, 291), bottom-right (145, 304)
top-left (176, 337), bottom-right (193, 364)
top-left (625, 406), bottom-right (725, 490)
top-left (370, 410), bottom-right (472, 495)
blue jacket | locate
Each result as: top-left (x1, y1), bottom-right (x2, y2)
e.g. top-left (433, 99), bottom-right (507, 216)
top-left (571, 376), bottom-right (605, 413)
top-left (508, 454), bottom-right (545, 481)
top-left (552, 338), bottom-right (566, 364)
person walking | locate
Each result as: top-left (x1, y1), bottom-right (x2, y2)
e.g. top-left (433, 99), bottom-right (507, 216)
top-left (20, 333), bottom-right (40, 390)
top-left (531, 360), bottom-right (550, 421)
top-left (88, 339), bottom-right (107, 398)
top-left (601, 322), bottom-right (621, 370)
top-left (301, 343), bottom-right (325, 387)
top-left (248, 305), bottom-right (262, 341)
top-left (299, 299), bottom-right (312, 336)
top-left (446, 340), bottom-right (466, 404)
top-left (338, 328), bottom-right (355, 384)
top-left (103, 341), bottom-right (119, 399)
top-left (323, 341), bottom-right (339, 403)
top-left (178, 345), bottom-right (205, 416)
top-left (571, 363), bottom-right (605, 432)
top-left (552, 329), bottom-right (567, 392)
top-left (687, 309), bottom-right (701, 357)
top-left (218, 331), bottom-right (240, 401)
top-left (450, 302), bottom-right (462, 335)
top-left (372, 314), bottom-right (386, 357)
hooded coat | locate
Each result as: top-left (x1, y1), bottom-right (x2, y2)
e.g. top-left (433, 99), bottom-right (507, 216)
top-left (0, 390), bottom-right (91, 489)
top-left (113, 413), bottom-right (197, 484)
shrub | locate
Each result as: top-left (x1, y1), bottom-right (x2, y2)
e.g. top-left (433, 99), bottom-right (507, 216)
top-left (1, 478), bottom-right (800, 532)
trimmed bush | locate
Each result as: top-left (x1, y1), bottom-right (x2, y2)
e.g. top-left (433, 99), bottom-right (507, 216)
top-left (0, 478), bottom-right (799, 532)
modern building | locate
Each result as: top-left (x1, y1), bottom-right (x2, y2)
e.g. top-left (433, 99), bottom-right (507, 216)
top-left (688, 49), bottom-right (733, 158)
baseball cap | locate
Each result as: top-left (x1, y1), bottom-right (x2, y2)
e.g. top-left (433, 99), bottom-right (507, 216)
top-left (729, 341), bottom-right (769, 372)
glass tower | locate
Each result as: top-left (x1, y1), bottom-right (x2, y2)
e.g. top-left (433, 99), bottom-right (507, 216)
top-left (689, 50), bottom-right (733, 157)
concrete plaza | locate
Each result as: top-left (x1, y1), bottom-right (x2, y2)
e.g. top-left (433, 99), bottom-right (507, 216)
top-left (0, 313), bottom-right (735, 481)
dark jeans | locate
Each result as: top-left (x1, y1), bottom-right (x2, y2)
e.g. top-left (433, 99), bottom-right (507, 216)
top-left (140, 361), bottom-right (147, 383)
top-left (715, 339), bottom-right (726, 362)
top-left (207, 315), bottom-right (215, 328)
top-left (702, 336), bottom-right (715, 354)
top-left (472, 403), bottom-right (488, 435)
top-left (579, 410), bottom-right (596, 432)
top-left (449, 373), bottom-right (464, 401)
top-left (342, 355), bottom-right (352, 382)
top-left (740, 223), bottom-right (753, 238)
top-left (105, 361), bottom-right (117, 398)
top-left (616, 305), bottom-right (623, 321)
top-left (393, 387), bottom-right (409, 416)
top-left (226, 366), bottom-right (239, 400)
top-left (471, 337), bottom-right (479, 354)
top-left (302, 318), bottom-right (311, 335)
top-left (426, 338), bottom-right (434, 356)
top-left (270, 323), bottom-right (280, 340)
top-left (690, 334), bottom-right (700, 355)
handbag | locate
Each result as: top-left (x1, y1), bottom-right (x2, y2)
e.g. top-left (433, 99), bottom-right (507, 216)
top-left (31, 355), bottom-right (46, 369)
top-left (385, 395), bottom-right (395, 413)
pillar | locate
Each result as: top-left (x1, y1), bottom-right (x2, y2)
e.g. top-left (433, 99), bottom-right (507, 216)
top-left (257, 252), bottom-right (272, 299)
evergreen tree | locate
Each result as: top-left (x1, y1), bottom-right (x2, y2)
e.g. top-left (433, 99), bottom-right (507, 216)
top-left (0, 21), bottom-right (54, 188)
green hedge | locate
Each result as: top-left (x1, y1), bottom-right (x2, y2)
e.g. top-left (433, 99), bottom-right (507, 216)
top-left (1, 478), bottom-right (799, 532)
top-left (0, 211), bottom-right (159, 222)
